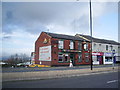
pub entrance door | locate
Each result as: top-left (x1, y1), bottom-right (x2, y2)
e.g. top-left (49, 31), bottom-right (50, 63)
top-left (70, 53), bottom-right (75, 66)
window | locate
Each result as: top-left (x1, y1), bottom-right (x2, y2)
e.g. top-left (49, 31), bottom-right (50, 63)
top-left (58, 40), bottom-right (64, 49)
top-left (58, 53), bottom-right (68, 62)
top-left (84, 43), bottom-right (88, 51)
top-left (110, 45), bottom-right (113, 51)
top-left (85, 53), bottom-right (89, 62)
top-left (78, 42), bottom-right (82, 50)
top-left (92, 56), bottom-right (97, 61)
top-left (64, 54), bottom-right (69, 62)
top-left (94, 43), bottom-right (96, 47)
top-left (105, 57), bottom-right (112, 62)
top-left (65, 56), bottom-right (68, 61)
top-left (58, 54), bottom-right (63, 62)
top-left (106, 45), bottom-right (108, 51)
top-left (78, 53), bottom-right (82, 62)
top-left (70, 41), bottom-right (74, 49)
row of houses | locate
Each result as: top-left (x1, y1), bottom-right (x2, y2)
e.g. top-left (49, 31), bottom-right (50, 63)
top-left (31, 32), bottom-right (120, 66)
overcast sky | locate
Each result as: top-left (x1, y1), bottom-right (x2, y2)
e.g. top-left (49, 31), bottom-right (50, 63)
top-left (1, 0), bottom-right (119, 58)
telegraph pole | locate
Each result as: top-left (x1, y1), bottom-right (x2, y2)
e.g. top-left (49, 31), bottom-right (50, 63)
top-left (89, 0), bottom-right (93, 70)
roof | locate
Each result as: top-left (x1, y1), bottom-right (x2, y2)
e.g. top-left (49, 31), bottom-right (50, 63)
top-left (76, 34), bottom-right (120, 45)
top-left (44, 32), bottom-right (88, 41)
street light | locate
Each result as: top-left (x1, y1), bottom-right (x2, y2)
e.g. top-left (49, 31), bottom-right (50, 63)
top-left (112, 49), bottom-right (115, 69)
top-left (89, 0), bottom-right (93, 70)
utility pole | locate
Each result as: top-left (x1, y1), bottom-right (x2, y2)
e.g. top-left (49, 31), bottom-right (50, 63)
top-left (112, 49), bottom-right (115, 69)
top-left (89, 0), bottom-right (93, 70)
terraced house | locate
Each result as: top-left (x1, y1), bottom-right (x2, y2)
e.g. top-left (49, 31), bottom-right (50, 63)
top-left (76, 34), bottom-right (120, 65)
top-left (35, 32), bottom-right (91, 66)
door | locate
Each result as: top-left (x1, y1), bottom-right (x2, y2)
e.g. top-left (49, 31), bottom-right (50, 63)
top-left (70, 53), bottom-right (75, 66)
top-left (98, 56), bottom-right (103, 65)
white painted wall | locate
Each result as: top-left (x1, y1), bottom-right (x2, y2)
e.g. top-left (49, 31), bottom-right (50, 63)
top-left (92, 42), bottom-right (118, 53)
top-left (92, 42), bottom-right (119, 64)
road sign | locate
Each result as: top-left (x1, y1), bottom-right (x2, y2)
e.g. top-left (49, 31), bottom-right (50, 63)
top-left (112, 50), bottom-right (115, 55)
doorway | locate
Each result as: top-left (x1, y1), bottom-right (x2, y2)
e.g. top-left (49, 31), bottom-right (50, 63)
top-left (70, 53), bottom-right (75, 66)
top-left (97, 56), bottom-right (103, 65)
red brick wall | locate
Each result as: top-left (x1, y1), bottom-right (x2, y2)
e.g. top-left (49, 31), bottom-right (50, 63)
top-left (64, 40), bottom-right (70, 49)
top-left (51, 38), bottom-right (59, 65)
top-left (81, 42), bottom-right (91, 64)
top-left (51, 39), bottom-right (91, 65)
top-left (35, 32), bottom-right (91, 66)
top-left (75, 41), bottom-right (78, 50)
top-left (35, 32), bottom-right (51, 65)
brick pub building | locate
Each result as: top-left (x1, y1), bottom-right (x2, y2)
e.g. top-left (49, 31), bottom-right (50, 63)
top-left (35, 32), bottom-right (91, 66)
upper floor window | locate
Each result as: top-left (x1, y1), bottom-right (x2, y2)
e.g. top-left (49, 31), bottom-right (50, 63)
top-left (106, 45), bottom-right (108, 51)
top-left (70, 41), bottom-right (74, 49)
top-left (78, 41), bottom-right (82, 50)
top-left (94, 43), bottom-right (96, 47)
top-left (58, 40), bottom-right (64, 49)
top-left (110, 45), bottom-right (113, 51)
top-left (84, 43), bottom-right (88, 51)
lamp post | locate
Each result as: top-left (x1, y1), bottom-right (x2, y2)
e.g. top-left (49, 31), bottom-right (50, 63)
top-left (112, 49), bottom-right (115, 69)
top-left (89, 0), bottom-right (93, 70)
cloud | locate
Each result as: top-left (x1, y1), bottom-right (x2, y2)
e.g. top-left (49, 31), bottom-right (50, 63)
top-left (2, 2), bottom-right (115, 35)
top-left (2, 29), bottom-right (39, 56)
top-left (1, 1), bottom-right (118, 57)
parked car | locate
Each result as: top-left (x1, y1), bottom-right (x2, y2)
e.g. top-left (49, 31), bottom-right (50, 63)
top-left (17, 62), bottom-right (31, 67)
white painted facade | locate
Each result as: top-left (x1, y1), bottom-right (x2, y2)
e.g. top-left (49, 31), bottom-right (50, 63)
top-left (92, 42), bottom-right (119, 64)
top-left (92, 42), bottom-right (118, 53)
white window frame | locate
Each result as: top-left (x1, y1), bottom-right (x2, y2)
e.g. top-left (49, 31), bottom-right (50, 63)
top-left (58, 40), bottom-right (64, 49)
top-left (84, 43), bottom-right (88, 50)
top-left (106, 45), bottom-right (108, 51)
top-left (58, 54), bottom-right (64, 62)
top-left (70, 41), bottom-right (74, 49)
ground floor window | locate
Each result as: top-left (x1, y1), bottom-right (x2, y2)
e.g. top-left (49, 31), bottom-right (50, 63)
top-left (58, 54), bottom-right (64, 62)
top-left (64, 54), bottom-right (69, 62)
top-left (105, 57), bottom-right (112, 62)
top-left (78, 53), bottom-right (82, 62)
top-left (58, 53), bottom-right (69, 62)
top-left (85, 53), bottom-right (89, 62)
top-left (92, 56), bottom-right (97, 61)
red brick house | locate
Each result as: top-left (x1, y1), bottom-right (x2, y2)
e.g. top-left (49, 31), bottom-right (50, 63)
top-left (35, 32), bottom-right (91, 66)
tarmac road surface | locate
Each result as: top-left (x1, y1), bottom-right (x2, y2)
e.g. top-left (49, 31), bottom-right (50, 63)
top-left (2, 71), bottom-right (119, 88)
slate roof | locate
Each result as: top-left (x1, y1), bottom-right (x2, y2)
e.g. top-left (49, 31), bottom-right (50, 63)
top-left (76, 34), bottom-right (120, 45)
top-left (44, 32), bottom-right (88, 41)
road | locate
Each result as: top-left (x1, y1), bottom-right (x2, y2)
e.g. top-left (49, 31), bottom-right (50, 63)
top-left (2, 64), bottom-right (119, 73)
top-left (2, 71), bottom-right (119, 88)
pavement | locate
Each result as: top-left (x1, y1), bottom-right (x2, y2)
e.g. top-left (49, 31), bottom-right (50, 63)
top-left (2, 65), bottom-right (119, 82)
top-left (2, 64), bottom-right (119, 73)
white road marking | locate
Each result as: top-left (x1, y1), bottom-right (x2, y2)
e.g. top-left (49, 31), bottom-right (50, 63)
top-left (107, 80), bottom-right (118, 84)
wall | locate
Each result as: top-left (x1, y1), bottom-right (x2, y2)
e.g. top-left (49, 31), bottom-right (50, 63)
top-left (92, 42), bottom-right (119, 64)
top-left (92, 42), bottom-right (118, 53)
top-left (35, 33), bottom-right (91, 66)
top-left (35, 32), bottom-right (52, 65)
